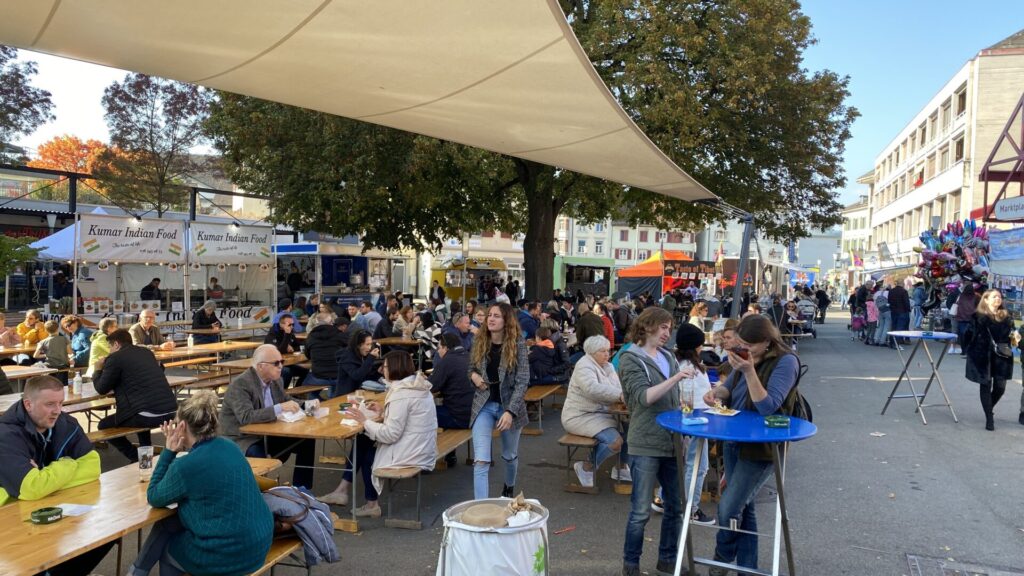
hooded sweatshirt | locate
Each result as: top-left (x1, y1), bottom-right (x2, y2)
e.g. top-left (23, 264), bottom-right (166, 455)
top-left (0, 400), bottom-right (100, 505)
top-left (362, 373), bottom-right (438, 493)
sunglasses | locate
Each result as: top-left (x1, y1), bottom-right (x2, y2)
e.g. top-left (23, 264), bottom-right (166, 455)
top-left (258, 360), bottom-right (284, 368)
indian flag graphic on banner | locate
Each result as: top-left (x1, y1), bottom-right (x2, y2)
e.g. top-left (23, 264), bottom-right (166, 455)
top-left (195, 243), bottom-right (207, 257)
top-left (253, 308), bottom-right (270, 322)
top-left (84, 238), bottom-right (101, 253)
top-left (168, 243), bottom-right (182, 256)
top-left (260, 247), bottom-right (272, 258)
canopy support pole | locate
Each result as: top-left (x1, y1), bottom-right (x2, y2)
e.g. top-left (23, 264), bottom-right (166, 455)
top-left (731, 213), bottom-right (754, 319)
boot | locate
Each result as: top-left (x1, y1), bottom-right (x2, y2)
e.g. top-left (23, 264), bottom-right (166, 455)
top-left (1018, 412), bottom-right (1024, 426)
top-left (980, 386), bottom-right (994, 431)
top-left (501, 484), bottom-right (515, 498)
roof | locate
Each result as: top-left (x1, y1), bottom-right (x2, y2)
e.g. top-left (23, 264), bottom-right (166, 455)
top-left (0, 2), bottom-right (715, 203)
top-left (616, 250), bottom-right (692, 278)
top-left (986, 28), bottom-right (1024, 51)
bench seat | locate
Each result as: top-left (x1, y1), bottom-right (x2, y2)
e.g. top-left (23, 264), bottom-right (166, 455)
top-left (247, 537), bottom-right (307, 576)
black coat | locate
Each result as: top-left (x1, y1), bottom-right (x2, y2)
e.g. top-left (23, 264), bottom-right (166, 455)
top-left (264, 326), bottom-right (300, 355)
top-left (304, 324), bottom-right (347, 379)
top-left (334, 348), bottom-right (378, 397)
top-left (887, 286), bottom-right (911, 314)
top-left (528, 344), bottom-right (569, 382)
top-left (94, 344), bottom-right (177, 421)
top-left (965, 313), bottom-right (1015, 384)
top-left (427, 347), bottom-right (474, 427)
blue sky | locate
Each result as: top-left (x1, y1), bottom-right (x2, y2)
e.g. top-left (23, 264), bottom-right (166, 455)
top-left (12, 3), bottom-right (1024, 208)
top-left (799, 0), bottom-right (1023, 204)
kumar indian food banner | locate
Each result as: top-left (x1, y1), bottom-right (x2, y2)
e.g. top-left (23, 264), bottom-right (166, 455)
top-left (189, 222), bottom-right (273, 264)
top-left (78, 214), bottom-right (186, 264)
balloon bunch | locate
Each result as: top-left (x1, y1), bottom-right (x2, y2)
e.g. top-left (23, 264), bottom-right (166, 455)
top-left (914, 219), bottom-right (990, 310)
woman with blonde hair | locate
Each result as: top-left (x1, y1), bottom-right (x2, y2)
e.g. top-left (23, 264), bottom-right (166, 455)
top-left (468, 302), bottom-right (529, 499)
top-left (128, 390), bottom-right (272, 576)
top-left (965, 288), bottom-right (1018, 430)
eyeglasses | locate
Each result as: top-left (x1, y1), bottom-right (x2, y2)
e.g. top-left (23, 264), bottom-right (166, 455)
top-left (258, 360), bottom-right (284, 368)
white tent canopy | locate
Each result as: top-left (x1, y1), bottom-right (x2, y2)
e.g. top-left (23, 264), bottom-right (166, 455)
top-left (29, 207), bottom-right (109, 260)
top-left (1, 1), bottom-right (715, 202)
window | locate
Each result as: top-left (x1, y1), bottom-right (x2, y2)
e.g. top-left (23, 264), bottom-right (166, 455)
top-left (577, 240), bottom-right (586, 254)
top-left (954, 136), bottom-right (965, 161)
top-left (595, 240), bottom-right (604, 255)
top-left (619, 229), bottom-right (629, 242)
top-left (666, 232), bottom-right (684, 243)
top-left (559, 219), bottom-right (569, 231)
top-left (500, 232), bottom-right (512, 239)
top-left (615, 248), bottom-right (632, 260)
top-left (926, 154), bottom-right (936, 180)
top-left (940, 145), bottom-right (950, 171)
top-left (955, 85), bottom-right (967, 116)
top-left (657, 231), bottom-right (668, 242)
top-left (909, 131), bottom-right (916, 154)
top-left (919, 122), bottom-right (927, 147)
top-left (594, 223), bottom-right (605, 233)
top-left (941, 100), bottom-right (952, 133)
top-left (928, 112), bottom-right (938, 142)
top-left (639, 230), bottom-right (649, 242)
top-left (714, 230), bottom-right (727, 241)
top-left (637, 249), bottom-right (650, 261)
top-left (482, 231), bottom-right (494, 238)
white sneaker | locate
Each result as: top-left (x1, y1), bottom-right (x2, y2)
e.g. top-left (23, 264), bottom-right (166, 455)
top-left (573, 461), bottom-right (595, 487)
top-left (611, 466), bottom-right (632, 482)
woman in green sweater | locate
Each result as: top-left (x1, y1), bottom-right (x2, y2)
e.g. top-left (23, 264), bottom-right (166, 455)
top-left (127, 391), bottom-right (273, 576)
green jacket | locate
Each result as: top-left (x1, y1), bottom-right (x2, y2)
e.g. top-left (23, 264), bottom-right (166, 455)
top-left (618, 345), bottom-right (680, 458)
top-left (147, 436), bottom-right (273, 576)
top-left (87, 330), bottom-right (111, 376)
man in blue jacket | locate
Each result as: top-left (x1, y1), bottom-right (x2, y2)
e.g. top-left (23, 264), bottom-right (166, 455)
top-left (517, 301), bottom-right (541, 340)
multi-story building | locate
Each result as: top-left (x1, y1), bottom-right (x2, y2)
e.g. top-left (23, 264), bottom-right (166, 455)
top-left (868, 29), bottom-right (1024, 265)
top-left (839, 179), bottom-right (874, 290)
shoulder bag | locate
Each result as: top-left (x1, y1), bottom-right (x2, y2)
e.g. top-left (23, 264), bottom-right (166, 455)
top-left (987, 326), bottom-right (1013, 359)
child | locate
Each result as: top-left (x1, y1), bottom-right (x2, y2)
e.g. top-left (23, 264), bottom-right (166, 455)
top-left (528, 326), bottom-right (569, 384)
top-left (865, 298), bottom-right (879, 345)
top-left (35, 320), bottom-right (72, 385)
top-left (850, 307), bottom-right (867, 341)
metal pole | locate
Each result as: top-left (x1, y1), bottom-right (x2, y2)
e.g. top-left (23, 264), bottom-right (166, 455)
top-left (730, 213), bottom-right (754, 319)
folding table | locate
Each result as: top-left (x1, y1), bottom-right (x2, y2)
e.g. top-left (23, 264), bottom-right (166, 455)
top-left (880, 330), bottom-right (958, 425)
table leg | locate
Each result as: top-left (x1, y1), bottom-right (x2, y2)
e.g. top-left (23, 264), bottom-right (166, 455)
top-left (772, 442), bottom-right (795, 576)
top-left (351, 436), bottom-right (359, 526)
top-left (918, 340), bottom-right (958, 423)
top-left (881, 338), bottom-right (925, 422)
top-left (672, 435), bottom-right (704, 576)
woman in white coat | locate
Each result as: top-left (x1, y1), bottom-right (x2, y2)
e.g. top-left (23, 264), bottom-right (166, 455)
top-left (561, 335), bottom-right (630, 488)
top-left (324, 351), bottom-right (437, 516)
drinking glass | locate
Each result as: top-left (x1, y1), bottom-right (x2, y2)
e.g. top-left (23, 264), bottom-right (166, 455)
top-left (138, 446), bottom-right (154, 482)
top-left (680, 381), bottom-right (694, 415)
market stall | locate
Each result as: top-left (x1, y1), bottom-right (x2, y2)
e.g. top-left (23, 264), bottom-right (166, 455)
top-left (276, 241), bottom-right (407, 308)
top-left (186, 221), bottom-right (276, 322)
top-left (554, 255), bottom-right (614, 297)
top-left (431, 256), bottom-right (507, 303)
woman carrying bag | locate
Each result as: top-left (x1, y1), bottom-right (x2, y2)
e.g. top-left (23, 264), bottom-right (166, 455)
top-left (964, 288), bottom-right (1018, 431)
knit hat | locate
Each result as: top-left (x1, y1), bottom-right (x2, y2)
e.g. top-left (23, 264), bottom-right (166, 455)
top-left (675, 322), bottom-right (705, 352)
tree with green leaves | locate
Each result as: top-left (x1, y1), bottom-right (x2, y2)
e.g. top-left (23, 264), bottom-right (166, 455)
top-left (207, 0), bottom-right (856, 300)
top-left (93, 74), bottom-right (212, 217)
top-left (0, 46), bottom-right (54, 162)
top-left (0, 234), bottom-right (41, 281)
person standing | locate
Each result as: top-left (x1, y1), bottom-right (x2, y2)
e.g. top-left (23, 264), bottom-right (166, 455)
top-left (954, 284), bottom-right (979, 356)
top-left (468, 303), bottom-right (529, 499)
top-left (139, 277), bottom-right (163, 301)
top-left (618, 307), bottom-right (687, 576)
top-left (887, 282), bottom-right (911, 341)
top-left (873, 287), bottom-right (892, 348)
top-left (964, 289), bottom-right (1017, 431)
top-left (911, 280), bottom-right (926, 329)
top-left (814, 286), bottom-right (830, 324)
top-left (430, 280), bottom-right (446, 303)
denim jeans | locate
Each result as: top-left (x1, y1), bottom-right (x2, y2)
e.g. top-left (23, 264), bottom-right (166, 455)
top-left (340, 433), bottom-right (378, 501)
top-left (130, 515), bottom-right (188, 575)
top-left (593, 426), bottom-right (629, 469)
top-left (301, 373), bottom-right (336, 399)
top-left (891, 311), bottom-right (910, 339)
top-left (713, 442), bottom-right (775, 569)
top-left (683, 436), bottom-right (709, 506)
top-left (436, 405), bottom-right (469, 430)
top-left (471, 401), bottom-right (522, 499)
top-left (623, 455), bottom-right (682, 568)
top-left (874, 311), bottom-right (892, 345)
top-left (911, 305), bottom-right (923, 329)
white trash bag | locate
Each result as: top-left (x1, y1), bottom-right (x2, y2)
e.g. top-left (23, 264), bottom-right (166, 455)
top-left (436, 498), bottom-right (549, 576)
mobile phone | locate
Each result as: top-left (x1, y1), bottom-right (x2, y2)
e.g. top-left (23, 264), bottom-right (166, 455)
top-left (730, 346), bottom-right (750, 360)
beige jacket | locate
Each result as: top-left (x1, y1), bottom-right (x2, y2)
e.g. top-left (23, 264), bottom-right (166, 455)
top-left (561, 353), bottom-right (622, 438)
top-left (363, 373), bottom-right (438, 493)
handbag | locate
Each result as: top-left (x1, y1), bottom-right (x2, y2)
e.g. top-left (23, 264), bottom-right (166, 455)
top-left (988, 327), bottom-right (1013, 359)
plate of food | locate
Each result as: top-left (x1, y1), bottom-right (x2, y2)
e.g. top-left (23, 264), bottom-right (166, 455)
top-left (705, 401), bottom-right (739, 416)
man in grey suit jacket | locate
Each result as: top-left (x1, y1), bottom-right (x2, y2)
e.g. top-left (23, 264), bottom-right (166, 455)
top-left (220, 344), bottom-right (314, 488)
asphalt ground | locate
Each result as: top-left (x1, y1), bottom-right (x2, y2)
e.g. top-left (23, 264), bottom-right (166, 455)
top-left (85, 312), bottom-right (1024, 575)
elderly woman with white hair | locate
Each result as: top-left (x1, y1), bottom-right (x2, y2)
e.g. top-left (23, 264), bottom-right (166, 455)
top-left (561, 335), bottom-right (630, 488)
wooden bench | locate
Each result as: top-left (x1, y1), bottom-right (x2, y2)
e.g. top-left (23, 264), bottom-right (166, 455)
top-left (163, 356), bottom-right (219, 369)
top-left (373, 428), bottom-right (473, 530)
top-left (247, 537), bottom-right (308, 576)
top-left (286, 384), bottom-right (327, 399)
top-left (64, 397), bottom-right (116, 432)
top-left (87, 426), bottom-right (150, 444)
top-left (522, 384), bottom-right (564, 436)
top-left (558, 433), bottom-right (599, 494)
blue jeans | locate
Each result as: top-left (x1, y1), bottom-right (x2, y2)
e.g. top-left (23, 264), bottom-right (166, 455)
top-left (713, 442), bottom-right (775, 569)
top-left (911, 305), bottom-right (923, 329)
top-left (302, 373), bottom-right (336, 397)
top-left (683, 436), bottom-right (708, 505)
top-left (471, 401), bottom-right (522, 499)
top-left (874, 311), bottom-right (891, 345)
top-left (341, 433), bottom-right (378, 502)
top-left (593, 426), bottom-right (629, 469)
top-left (130, 515), bottom-right (187, 575)
top-left (891, 311), bottom-right (910, 337)
top-left (436, 405), bottom-right (469, 430)
top-left (623, 455), bottom-right (682, 568)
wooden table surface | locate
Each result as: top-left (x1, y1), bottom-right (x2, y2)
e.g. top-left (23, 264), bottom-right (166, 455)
top-left (0, 458), bottom-right (277, 576)
top-left (152, 340), bottom-right (260, 362)
top-left (3, 365), bottom-right (57, 380)
top-left (374, 337), bottom-right (420, 347)
top-left (239, 392), bottom-right (384, 440)
top-left (0, 344), bottom-right (37, 358)
top-left (213, 352), bottom-right (307, 372)
top-left (185, 322), bottom-right (271, 335)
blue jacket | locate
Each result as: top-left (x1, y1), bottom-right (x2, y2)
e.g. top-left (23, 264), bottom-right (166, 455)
top-left (70, 326), bottom-right (93, 367)
top-left (517, 310), bottom-right (539, 340)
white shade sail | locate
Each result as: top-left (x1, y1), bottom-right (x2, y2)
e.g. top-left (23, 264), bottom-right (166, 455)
top-left (1, 0), bottom-right (715, 202)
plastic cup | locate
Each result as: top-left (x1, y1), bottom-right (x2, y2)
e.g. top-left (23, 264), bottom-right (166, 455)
top-left (707, 368), bottom-right (719, 384)
top-left (138, 446), bottom-right (154, 482)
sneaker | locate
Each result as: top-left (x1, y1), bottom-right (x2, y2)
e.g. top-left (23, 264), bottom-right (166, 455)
top-left (650, 496), bottom-right (664, 514)
top-left (317, 490), bottom-right (349, 507)
top-left (622, 564), bottom-right (641, 576)
top-left (353, 502), bottom-right (381, 518)
top-left (691, 508), bottom-right (716, 525)
top-left (573, 461), bottom-right (595, 488)
top-left (656, 559), bottom-right (689, 575)
top-left (501, 484), bottom-right (515, 498)
top-left (611, 466), bottom-right (632, 482)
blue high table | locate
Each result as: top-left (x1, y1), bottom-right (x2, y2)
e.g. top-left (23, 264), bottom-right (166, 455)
top-left (658, 410), bottom-right (817, 576)
top-left (881, 330), bottom-right (959, 425)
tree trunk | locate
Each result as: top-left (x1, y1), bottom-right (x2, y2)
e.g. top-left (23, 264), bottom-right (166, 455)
top-left (518, 161), bottom-right (558, 302)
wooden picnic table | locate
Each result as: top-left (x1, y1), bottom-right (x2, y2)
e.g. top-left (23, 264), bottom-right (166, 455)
top-left (213, 352), bottom-right (307, 373)
top-left (374, 337), bottom-right (420, 347)
top-left (0, 458), bottom-right (278, 576)
top-left (3, 365), bottom-right (57, 380)
top-left (184, 322), bottom-right (272, 336)
top-left (0, 344), bottom-right (38, 359)
top-left (152, 340), bottom-right (260, 362)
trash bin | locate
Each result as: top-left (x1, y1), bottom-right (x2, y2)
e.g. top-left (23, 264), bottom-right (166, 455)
top-left (436, 498), bottom-right (550, 576)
